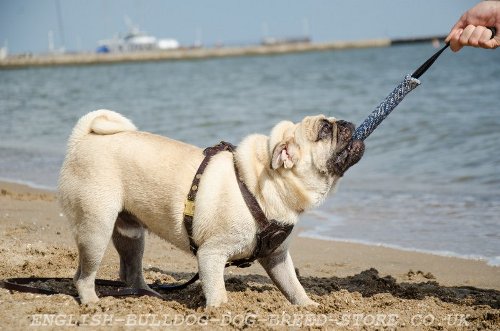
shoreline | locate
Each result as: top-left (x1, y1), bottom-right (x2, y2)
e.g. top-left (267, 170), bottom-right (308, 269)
top-left (1, 178), bottom-right (499, 271)
top-left (1, 179), bottom-right (498, 329)
top-left (299, 233), bottom-right (500, 268)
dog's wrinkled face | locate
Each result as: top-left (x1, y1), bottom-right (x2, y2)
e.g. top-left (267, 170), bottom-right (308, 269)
top-left (269, 115), bottom-right (365, 178)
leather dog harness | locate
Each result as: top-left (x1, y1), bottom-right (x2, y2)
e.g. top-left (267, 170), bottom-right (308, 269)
top-left (183, 141), bottom-right (294, 268)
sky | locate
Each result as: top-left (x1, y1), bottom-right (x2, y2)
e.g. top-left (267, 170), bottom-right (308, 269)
top-left (0, 0), bottom-right (477, 54)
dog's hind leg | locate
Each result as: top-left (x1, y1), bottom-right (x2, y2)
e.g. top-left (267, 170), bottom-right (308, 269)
top-left (112, 212), bottom-right (151, 291)
top-left (73, 209), bottom-right (117, 304)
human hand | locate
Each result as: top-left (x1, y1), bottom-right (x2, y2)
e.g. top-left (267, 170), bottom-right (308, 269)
top-left (445, 1), bottom-right (500, 52)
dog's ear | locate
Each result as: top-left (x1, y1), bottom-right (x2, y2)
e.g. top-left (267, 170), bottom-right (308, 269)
top-left (271, 140), bottom-right (298, 170)
top-left (269, 120), bottom-right (299, 170)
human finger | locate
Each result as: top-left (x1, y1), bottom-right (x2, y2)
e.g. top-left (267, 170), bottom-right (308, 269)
top-left (468, 26), bottom-right (488, 47)
top-left (449, 29), bottom-right (464, 52)
top-left (479, 35), bottom-right (500, 49)
top-left (479, 26), bottom-right (500, 49)
top-left (445, 28), bottom-right (459, 44)
top-left (458, 25), bottom-right (477, 46)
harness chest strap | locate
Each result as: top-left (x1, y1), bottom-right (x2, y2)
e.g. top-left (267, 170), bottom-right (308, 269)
top-left (183, 141), bottom-right (294, 267)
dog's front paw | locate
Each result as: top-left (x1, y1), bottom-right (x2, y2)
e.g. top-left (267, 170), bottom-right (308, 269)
top-left (205, 299), bottom-right (227, 307)
top-left (78, 292), bottom-right (99, 305)
top-left (205, 292), bottom-right (228, 307)
top-left (305, 300), bottom-right (320, 307)
top-left (295, 298), bottom-right (320, 307)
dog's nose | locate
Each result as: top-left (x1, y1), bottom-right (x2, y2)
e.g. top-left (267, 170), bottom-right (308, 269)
top-left (336, 120), bottom-right (355, 140)
top-left (336, 120), bottom-right (353, 129)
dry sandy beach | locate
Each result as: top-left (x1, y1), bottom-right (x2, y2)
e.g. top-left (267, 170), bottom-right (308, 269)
top-left (0, 180), bottom-right (499, 330)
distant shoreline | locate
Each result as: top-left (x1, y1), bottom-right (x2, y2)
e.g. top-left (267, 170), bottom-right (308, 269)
top-left (0, 36), bottom-right (445, 69)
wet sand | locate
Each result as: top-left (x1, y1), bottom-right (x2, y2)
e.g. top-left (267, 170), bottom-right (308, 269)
top-left (0, 180), bottom-right (498, 330)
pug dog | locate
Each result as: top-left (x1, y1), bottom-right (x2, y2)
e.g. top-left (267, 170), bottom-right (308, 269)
top-left (58, 109), bottom-right (364, 306)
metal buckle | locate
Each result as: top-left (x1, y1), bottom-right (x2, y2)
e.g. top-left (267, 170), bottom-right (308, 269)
top-left (184, 200), bottom-right (195, 217)
top-left (236, 262), bottom-right (252, 268)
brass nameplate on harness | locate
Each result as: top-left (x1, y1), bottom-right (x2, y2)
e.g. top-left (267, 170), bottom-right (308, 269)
top-left (184, 200), bottom-right (195, 217)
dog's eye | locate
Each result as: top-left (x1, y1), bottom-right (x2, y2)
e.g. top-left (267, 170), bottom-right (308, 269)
top-left (318, 121), bottom-right (332, 141)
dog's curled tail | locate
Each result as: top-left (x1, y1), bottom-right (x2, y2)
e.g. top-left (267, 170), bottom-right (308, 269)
top-left (68, 109), bottom-right (137, 149)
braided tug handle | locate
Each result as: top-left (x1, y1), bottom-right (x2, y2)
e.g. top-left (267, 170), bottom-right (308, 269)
top-left (352, 75), bottom-right (420, 141)
top-left (353, 27), bottom-right (496, 142)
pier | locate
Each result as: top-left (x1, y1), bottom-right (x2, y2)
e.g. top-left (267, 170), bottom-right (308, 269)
top-left (0, 36), bottom-right (444, 69)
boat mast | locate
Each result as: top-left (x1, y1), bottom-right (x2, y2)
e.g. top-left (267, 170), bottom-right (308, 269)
top-left (55, 0), bottom-right (66, 51)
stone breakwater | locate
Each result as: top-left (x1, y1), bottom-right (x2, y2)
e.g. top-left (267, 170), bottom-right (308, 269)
top-left (0, 39), bottom-right (392, 69)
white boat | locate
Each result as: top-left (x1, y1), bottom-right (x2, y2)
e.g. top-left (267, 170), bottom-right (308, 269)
top-left (97, 19), bottom-right (179, 53)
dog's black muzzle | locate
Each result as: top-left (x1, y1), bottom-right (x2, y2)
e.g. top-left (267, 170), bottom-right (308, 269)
top-left (327, 120), bottom-right (365, 177)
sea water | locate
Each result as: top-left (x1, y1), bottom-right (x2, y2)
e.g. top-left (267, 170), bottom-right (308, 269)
top-left (0, 44), bottom-right (498, 265)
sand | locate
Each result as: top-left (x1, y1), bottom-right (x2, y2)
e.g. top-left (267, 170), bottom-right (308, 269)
top-left (0, 180), bottom-right (499, 330)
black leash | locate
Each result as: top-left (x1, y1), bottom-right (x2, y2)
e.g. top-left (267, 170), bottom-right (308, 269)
top-left (2, 264), bottom-right (242, 300)
top-left (2, 277), bottom-right (166, 300)
top-left (411, 43), bottom-right (449, 79)
top-left (2, 272), bottom-right (202, 300)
